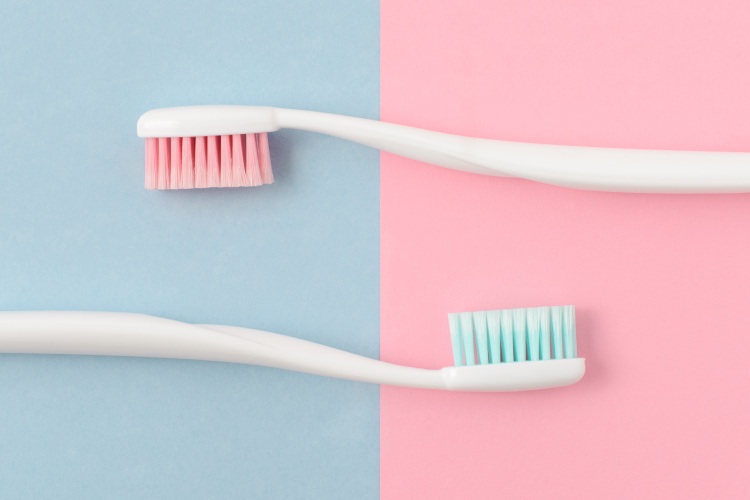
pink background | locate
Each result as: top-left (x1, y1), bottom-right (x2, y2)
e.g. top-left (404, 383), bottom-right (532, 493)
top-left (380, 1), bottom-right (750, 498)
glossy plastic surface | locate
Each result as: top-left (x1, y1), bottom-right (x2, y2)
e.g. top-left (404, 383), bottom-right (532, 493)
top-left (138, 105), bottom-right (750, 193)
top-left (0, 311), bottom-right (584, 391)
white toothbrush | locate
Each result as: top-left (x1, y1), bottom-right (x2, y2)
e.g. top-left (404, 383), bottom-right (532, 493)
top-left (0, 306), bottom-right (584, 392)
top-left (138, 105), bottom-right (750, 193)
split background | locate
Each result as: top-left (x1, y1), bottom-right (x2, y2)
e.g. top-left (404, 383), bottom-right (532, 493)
top-left (1, 1), bottom-right (749, 498)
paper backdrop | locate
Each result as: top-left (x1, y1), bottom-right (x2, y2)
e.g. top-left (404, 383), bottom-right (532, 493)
top-left (381, 1), bottom-right (750, 498)
top-left (2, 1), bottom-right (749, 498)
top-left (0, 1), bottom-right (379, 498)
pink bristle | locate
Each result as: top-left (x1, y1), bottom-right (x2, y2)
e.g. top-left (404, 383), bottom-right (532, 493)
top-left (169, 137), bottom-right (181, 189)
top-left (220, 135), bottom-right (233, 187)
top-left (180, 136), bottom-right (195, 189)
top-left (144, 132), bottom-right (272, 190)
top-left (206, 136), bottom-right (221, 187)
top-left (231, 134), bottom-right (249, 187)
top-left (194, 136), bottom-right (208, 188)
top-left (257, 133), bottom-right (274, 185)
top-left (157, 137), bottom-right (170, 189)
top-left (246, 133), bottom-right (263, 186)
top-left (145, 138), bottom-right (158, 190)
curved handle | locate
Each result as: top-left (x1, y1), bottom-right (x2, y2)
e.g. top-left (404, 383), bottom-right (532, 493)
top-left (274, 107), bottom-right (750, 193)
top-left (0, 312), bottom-right (585, 391)
top-left (200, 324), bottom-right (444, 388)
top-left (0, 311), bottom-right (268, 364)
top-left (0, 311), bottom-right (445, 389)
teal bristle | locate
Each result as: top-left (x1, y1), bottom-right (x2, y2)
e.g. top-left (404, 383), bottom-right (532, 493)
top-left (563, 305), bottom-right (577, 358)
top-left (551, 306), bottom-right (564, 359)
top-left (526, 307), bottom-right (541, 361)
top-left (486, 310), bottom-right (502, 363)
top-left (472, 310), bottom-right (490, 364)
top-left (500, 309), bottom-right (514, 362)
top-left (459, 312), bottom-right (475, 366)
top-left (448, 306), bottom-right (577, 366)
top-left (512, 308), bottom-right (527, 362)
top-left (539, 306), bottom-right (551, 360)
top-left (448, 313), bottom-right (462, 366)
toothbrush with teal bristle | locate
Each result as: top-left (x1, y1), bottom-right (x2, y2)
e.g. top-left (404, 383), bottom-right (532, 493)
top-left (0, 306), bottom-right (583, 391)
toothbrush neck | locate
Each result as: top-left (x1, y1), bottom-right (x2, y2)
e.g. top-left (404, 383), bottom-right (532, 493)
top-left (273, 107), bottom-right (501, 176)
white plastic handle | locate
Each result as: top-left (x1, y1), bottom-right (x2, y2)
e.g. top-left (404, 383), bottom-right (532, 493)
top-left (137, 105), bottom-right (750, 193)
top-left (0, 311), bottom-right (584, 392)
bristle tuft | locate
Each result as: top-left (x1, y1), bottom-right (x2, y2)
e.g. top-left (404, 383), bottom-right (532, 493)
top-left (472, 310), bottom-right (489, 364)
top-left (157, 137), bottom-right (169, 190)
top-left (206, 136), bottom-right (221, 187)
top-left (512, 308), bottom-right (527, 362)
top-left (551, 307), bottom-right (564, 359)
top-left (448, 314), bottom-right (463, 366)
top-left (563, 305), bottom-right (577, 358)
top-left (169, 137), bottom-right (181, 189)
top-left (449, 305), bottom-right (577, 366)
top-left (231, 134), bottom-right (249, 187)
top-left (145, 138), bottom-right (158, 190)
top-left (258, 133), bottom-right (274, 184)
top-left (220, 135), bottom-right (233, 187)
top-left (194, 136), bottom-right (207, 188)
top-left (539, 306), bottom-right (551, 360)
top-left (246, 134), bottom-right (263, 186)
top-left (500, 309), bottom-right (514, 362)
top-left (180, 137), bottom-right (194, 189)
top-left (459, 312), bottom-right (475, 366)
top-left (486, 310), bottom-right (501, 363)
top-left (526, 307), bottom-right (541, 361)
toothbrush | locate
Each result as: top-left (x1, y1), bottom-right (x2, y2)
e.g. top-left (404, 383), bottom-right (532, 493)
top-left (0, 306), bottom-right (583, 392)
top-left (137, 105), bottom-right (750, 193)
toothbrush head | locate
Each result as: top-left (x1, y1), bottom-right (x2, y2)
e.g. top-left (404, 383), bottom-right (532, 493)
top-left (136, 106), bottom-right (278, 190)
top-left (445, 305), bottom-right (584, 391)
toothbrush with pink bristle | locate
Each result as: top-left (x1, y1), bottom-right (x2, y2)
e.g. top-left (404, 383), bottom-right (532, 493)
top-left (138, 105), bottom-right (750, 193)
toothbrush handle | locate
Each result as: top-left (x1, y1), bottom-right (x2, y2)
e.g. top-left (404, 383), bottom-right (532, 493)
top-left (274, 108), bottom-right (750, 193)
top-left (0, 312), bottom-right (445, 389)
top-left (202, 324), bottom-right (445, 388)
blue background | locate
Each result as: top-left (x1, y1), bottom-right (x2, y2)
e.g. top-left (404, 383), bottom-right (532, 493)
top-left (0, 1), bottom-right (379, 498)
